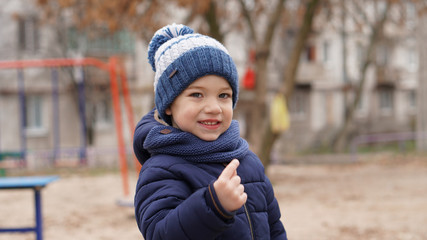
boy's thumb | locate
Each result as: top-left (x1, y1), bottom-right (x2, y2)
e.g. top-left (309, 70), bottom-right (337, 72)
top-left (220, 159), bottom-right (239, 179)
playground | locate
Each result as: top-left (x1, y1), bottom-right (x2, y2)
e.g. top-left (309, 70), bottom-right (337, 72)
top-left (0, 153), bottom-right (426, 240)
top-left (0, 58), bottom-right (426, 239)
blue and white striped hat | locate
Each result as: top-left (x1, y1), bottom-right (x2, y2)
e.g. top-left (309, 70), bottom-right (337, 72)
top-left (148, 23), bottom-right (239, 125)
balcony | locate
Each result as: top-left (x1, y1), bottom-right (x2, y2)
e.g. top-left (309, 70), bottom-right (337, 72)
top-left (376, 66), bottom-right (401, 85)
top-left (67, 28), bottom-right (135, 57)
top-left (296, 62), bottom-right (333, 83)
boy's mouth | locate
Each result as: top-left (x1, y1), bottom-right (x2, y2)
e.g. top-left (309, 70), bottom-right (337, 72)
top-left (199, 120), bottom-right (221, 128)
top-left (200, 121), bottom-right (220, 125)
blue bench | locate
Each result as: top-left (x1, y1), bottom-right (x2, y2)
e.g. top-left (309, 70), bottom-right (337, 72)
top-left (0, 176), bottom-right (59, 240)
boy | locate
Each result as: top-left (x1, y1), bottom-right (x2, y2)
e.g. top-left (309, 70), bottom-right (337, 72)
top-left (134, 23), bottom-right (287, 240)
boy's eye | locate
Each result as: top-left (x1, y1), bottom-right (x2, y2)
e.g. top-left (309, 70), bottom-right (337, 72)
top-left (190, 92), bottom-right (203, 98)
top-left (219, 93), bottom-right (231, 99)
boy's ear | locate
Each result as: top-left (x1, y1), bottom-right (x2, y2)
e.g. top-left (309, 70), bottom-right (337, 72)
top-left (165, 108), bottom-right (172, 116)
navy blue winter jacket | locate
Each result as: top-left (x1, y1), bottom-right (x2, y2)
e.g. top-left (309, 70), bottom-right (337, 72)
top-left (134, 109), bottom-right (287, 239)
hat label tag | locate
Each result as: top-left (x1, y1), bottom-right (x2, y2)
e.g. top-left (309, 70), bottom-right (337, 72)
top-left (169, 69), bottom-right (178, 78)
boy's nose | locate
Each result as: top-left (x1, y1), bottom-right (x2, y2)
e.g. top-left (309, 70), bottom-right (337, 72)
top-left (204, 98), bottom-right (222, 114)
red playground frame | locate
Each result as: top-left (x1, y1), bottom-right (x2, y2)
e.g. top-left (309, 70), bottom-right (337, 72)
top-left (0, 57), bottom-right (141, 196)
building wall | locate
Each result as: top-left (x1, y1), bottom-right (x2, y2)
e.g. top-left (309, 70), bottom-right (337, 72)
top-left (273, 1), bottom-right (419, 153)
top-left (0, 1), bottom-right (142, 168)
top-left (0, 1), bottom-right (422, 163)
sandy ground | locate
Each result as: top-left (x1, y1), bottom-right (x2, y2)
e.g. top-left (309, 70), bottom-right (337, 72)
top-left (0, 154), bottom-right (426, 240)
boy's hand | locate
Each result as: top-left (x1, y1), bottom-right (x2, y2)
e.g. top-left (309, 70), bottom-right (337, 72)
top-left (213, 159), bottom-right (247, 212)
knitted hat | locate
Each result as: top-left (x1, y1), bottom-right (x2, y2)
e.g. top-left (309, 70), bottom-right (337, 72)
top-left (148, 23), bottom-right (239, 125)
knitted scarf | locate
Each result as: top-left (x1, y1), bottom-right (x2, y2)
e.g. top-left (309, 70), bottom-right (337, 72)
top-left (143, 120), bottom-right (249, 163)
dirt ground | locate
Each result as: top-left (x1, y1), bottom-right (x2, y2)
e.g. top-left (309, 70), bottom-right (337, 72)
top-left (0, 154), bottom-right (426, 240)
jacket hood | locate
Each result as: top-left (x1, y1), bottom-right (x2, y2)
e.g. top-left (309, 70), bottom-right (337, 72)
top-left (133, 108), bottom-right (162, 164)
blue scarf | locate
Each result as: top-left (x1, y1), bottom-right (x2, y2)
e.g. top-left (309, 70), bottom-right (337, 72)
top-left (144, 120), bottom-right (249, 163)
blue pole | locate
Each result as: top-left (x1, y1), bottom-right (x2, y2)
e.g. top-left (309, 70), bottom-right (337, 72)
top-left (34, 188), bottom-right (43, 240)
top-left (17, 69), bottom-right (27, 165)
top-left (77, 67), bottom-right (87, 165)
top-left (51, 68), bottom-right (60, 165)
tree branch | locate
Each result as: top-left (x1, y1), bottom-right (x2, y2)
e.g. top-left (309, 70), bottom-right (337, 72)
top-left (204, 1), bottom-right (224, 42)
top-left (282, 0), bottom-right (320, 98)
top-left (262, 0), bottom-right (286, 48)
top-left (238, 0), bottom-right (258, 44)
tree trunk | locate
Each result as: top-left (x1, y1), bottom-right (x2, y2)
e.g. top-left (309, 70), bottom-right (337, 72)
top-left (258, 0), bottom-right (320, 168)
top-left (332, 2), bottom-right (390, 152)
top-left (243, 0), bottom-right (286, 157)
top-left (247, 50), bottom-right (269, 156)
top-left (204, 1), bottom-right (223, 43)
top-left (283, 0), bottom-right (320, 98)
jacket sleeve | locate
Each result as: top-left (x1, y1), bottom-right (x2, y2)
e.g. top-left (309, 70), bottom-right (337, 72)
top-left (134, 163), bottom-right (234, 240)
top-left (265, 176), bottom-right (288, 240)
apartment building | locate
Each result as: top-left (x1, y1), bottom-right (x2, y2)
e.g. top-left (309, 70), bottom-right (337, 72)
top-left (0, 1), bottom-right (421, 167)
top-left (0, 1), bottom-right (150, 168)
top-left (270, 1), bottom-right (419, 153)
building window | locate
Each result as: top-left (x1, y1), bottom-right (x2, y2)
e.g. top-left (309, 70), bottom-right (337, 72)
top-left (405, 2), bottom-right (416, 29)
top-left (408, 90), bottom-right (416, 109)
top-left (378, 89), bottom-right (393, 115)
top-left (18, 16), bottom-right (40, 53)
top-left (95, 98), bottom-right (113, 127)
top-left (407, 48), bottom-right (418, 71)
top-left (25, 95), bottom-right (43, 130)
top-left (355, 93), bottom-right (367, 116)
top-left (356, 42), bottom-right (365, 69)
top-left (289, 90), bottom-right (308, 119)
top-left (376, 44), bottom-right (389, 66)
top-left (322, 41), bottom-right (330, 63)
top-left (67, 27), bottom-right (135, 55)
top-left (305, 45), bottom-right (316, 62)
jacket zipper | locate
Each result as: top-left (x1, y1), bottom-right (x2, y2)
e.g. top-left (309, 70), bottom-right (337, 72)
top-left (244, 203), bottom-right (255, 240)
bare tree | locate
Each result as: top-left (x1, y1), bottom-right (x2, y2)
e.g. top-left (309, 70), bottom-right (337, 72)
top-left (332, 0), bottom-right (392, 152)
top-left (331, 0), bottom-right (422, 152)
top-left (258, 0), bottom-right (321, 166)
top-left (36, 0), bottom-right (327, 167)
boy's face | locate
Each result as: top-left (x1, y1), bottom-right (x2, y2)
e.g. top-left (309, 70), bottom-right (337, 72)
top-left (165, 75), bottom-right (233, 141)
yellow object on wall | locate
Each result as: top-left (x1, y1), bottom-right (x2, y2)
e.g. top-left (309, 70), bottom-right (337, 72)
top-left (270, 94), bottom-right (290, 133)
